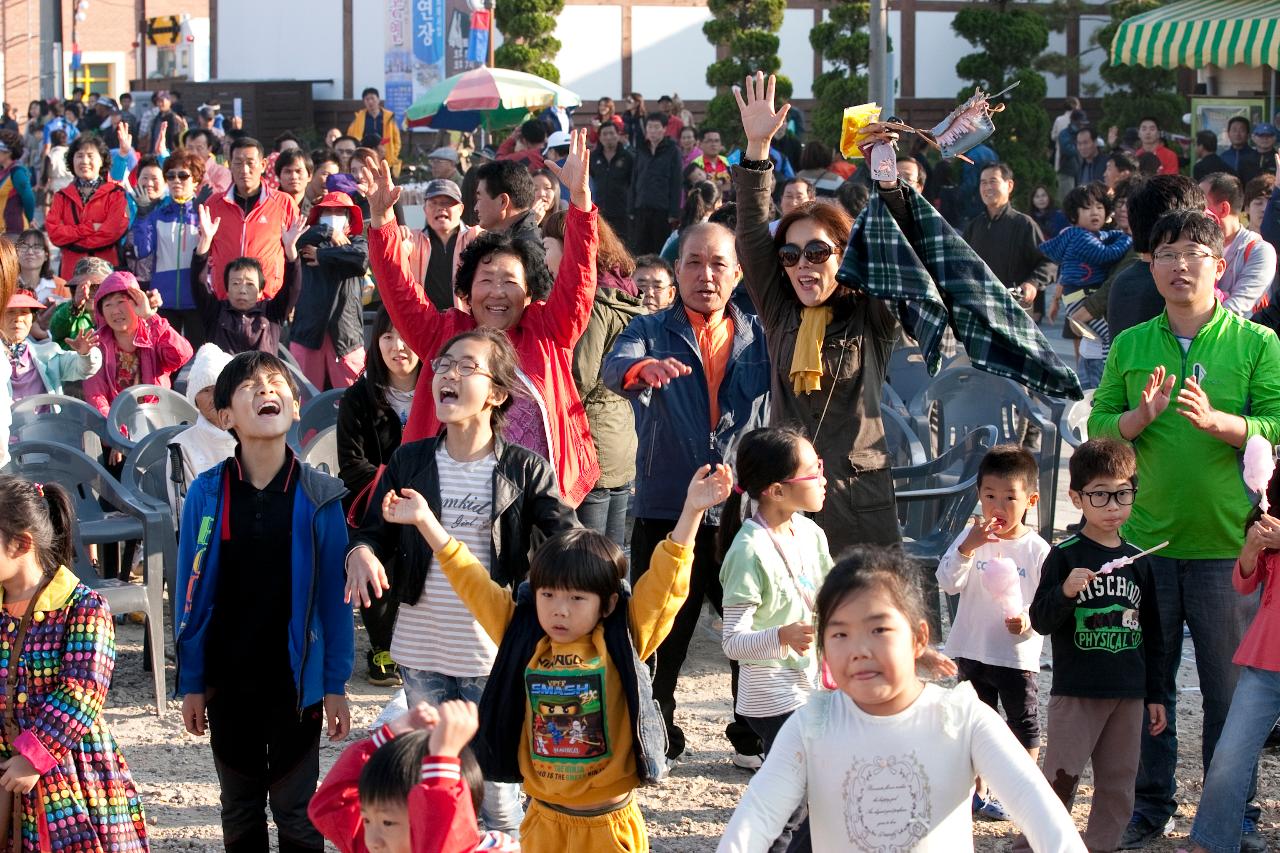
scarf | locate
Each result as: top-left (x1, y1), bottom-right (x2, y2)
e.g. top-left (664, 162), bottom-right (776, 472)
top-left (4, 339), bottom-right (25, 363)
top-left (74, 176), bottom-right (103, 203)
top-left (838, 184), bottom-right (1081, 400)
top-left (789, 305), bottom-right (832, 394)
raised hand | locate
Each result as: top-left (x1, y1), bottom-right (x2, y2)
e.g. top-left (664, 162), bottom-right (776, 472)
top-left (66, 327), bottom-right (99, 356)
top-left (197, 204), bottom-right (221, 254)
top-left (429, 700), bottom-right (480, 758)
top-left (543, 128), bottom-right (591, 211)
top-left (382, 487), bottom-right (432, 527)
top-left (361, 154), bottom-right (402, 230)
top-left (153, 121), bottom-right (169, 155)
top-left (117, 120), bottom-right (133, 154)
top-left (282, 216), bottom-right (307, 262)
top-left (1176, 375), bottom-right (1219, 433)
top-left (1138, 365), bottom-right (1175, 426)
top-left (132, 287), bottom-right (157, 319)
top-left (733, 71), bottom-right (790, 160)
top-left (686, 463), bottom-right (734, 512)
top-left (389, 701), bottom-right (440, 736)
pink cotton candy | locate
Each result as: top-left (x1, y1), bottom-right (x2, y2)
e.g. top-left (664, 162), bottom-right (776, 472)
top-left (1243, 435), bottom-right (1275, 513)
top-left (982, 556), bottom-right (1024, 620)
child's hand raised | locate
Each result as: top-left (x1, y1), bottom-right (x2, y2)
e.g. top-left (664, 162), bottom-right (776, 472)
top-left (428, 700), bottom-right (479, 758)
top-left (958, 516), bottom-right (1001, 557)
top-left (1061, 566), bottom-right (1096, 599)
top-left (389, 700), bottom-right (440, 736)
top-left (382, 487), bottom-right (434, 527)
top-left (686, 463), bottom-right (733, 512)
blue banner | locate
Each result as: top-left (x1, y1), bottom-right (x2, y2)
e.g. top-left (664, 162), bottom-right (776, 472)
top-left (413, 0), bottom-right (447, 66)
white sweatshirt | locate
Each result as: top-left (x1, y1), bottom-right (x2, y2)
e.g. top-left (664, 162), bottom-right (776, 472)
top-left (718, 683), bottom-right (1087, 853)
top-left (936, 525), bottom-right (1049, 671)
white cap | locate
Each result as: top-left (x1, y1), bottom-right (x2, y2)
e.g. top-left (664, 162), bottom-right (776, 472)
top-left (545, 130), bottom-right (573, 150)
top-left (186, 343), bottom-right (234, 408)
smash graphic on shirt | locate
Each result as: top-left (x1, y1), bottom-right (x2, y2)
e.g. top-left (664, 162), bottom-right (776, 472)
top-left (526, 654), bottom-right (610, 782)
top-left (841, 750), bottom-right (930, 851)
top-left (1072, 572), bottom-right (1143, 654)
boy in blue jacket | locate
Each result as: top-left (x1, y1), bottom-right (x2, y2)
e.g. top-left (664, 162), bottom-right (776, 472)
top-left (175, 350), bottom-right (354, 853)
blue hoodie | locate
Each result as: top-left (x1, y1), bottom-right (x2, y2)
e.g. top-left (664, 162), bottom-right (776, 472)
top-left (174, 457), bottom-right (353, 707)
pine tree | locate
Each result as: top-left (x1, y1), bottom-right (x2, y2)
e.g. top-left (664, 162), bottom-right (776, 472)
top-left (702, 0), bottom-right (789, 148)
top-left (494, 0), bottom-right (564, 82)
top-left (951, 3), bottom-right (1055, 204)
top-left (809, 1), bottom-right (871, 148)
top-left (1093, 0), bottom-right (1184, 136)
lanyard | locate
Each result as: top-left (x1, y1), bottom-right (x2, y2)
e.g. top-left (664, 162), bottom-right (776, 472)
top-left (751, 513), bottom-right (816, 613)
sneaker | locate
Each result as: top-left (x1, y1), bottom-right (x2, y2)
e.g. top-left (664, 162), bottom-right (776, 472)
top-left (731, 751), bottom-right (764, 771)
top-left (1118, 815), bottom-right (1175, 849)
top-left (1241, 817), bottom-right (1270, 853)
top-left (366, 650), bottom-right (401, 687)
top-left (973, 794), bottom-right (1011, 821)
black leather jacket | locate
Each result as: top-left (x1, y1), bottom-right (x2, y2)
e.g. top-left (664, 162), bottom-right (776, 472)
top-left (348, 433), bottom-right (579, 605)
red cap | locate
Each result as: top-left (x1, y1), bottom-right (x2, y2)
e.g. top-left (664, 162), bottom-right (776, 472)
top-left (6, 289), bottom-right (45, 310)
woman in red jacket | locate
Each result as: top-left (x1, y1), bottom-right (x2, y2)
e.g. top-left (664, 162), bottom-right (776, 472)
top-left (45, 134), bottom-right (130, 279)
top-left (359, 130), bottom-right (601, 507)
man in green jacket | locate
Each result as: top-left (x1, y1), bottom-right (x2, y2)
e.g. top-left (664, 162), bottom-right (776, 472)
top-left (1089, 208), bottom-right (1280, 852)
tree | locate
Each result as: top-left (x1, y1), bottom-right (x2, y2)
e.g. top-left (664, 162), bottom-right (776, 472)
top-left (495, 0), bottom-right (564, 82)
top-left (702, 0), bottom-right (789, 148)
top-left (809, 1), bottom-right (870, 148)
top-left (951, 3), bottom-right (1054, 205)
top-left (1093, 0), bottom-right (1184, 137)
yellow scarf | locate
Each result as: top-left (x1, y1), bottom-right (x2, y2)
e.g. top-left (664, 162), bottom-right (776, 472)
top-left (790, 305), bottom-right (833, 394)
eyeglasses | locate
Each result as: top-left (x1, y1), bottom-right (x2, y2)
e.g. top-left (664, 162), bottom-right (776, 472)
top-left (164, 170), bottom-right (192, 181)
top-left (430, 355), bottom-right (493, 378)
top-left (15, 243), bottom-right (45, 253)
top-left (782, 459), bottom-right (824, 484)
top-left (1151, 249), bottom-right (1218, 266)
top-left (778, 240), bottom-right (837, 268)
top-left (637, 283), bottom-right (673, 294)
top-left (1080, 488), bottom-right (1137, 508)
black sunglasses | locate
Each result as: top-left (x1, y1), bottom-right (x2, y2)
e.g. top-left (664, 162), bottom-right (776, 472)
top-left (778, 240), bottom-right (837, 268)
top-left (165, 170), bottom-right (192, 181)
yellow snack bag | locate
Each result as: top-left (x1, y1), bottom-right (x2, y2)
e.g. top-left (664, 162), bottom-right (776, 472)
top-left (839, 103), bottom-right (882, 159)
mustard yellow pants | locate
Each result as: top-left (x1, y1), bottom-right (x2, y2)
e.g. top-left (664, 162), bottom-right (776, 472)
top-left (520, 796), bottom-right (648, 853)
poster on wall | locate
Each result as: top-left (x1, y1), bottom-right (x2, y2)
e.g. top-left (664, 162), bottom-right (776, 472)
top-left (385, 0), bottom-right (484, 126)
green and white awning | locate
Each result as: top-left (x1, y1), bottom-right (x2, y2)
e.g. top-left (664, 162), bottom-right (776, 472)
top-left (1110, 0), bottom-right (1280, 69)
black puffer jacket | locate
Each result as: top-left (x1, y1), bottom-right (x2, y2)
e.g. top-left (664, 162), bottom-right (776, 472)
top-left (631, 137), bottom-right (683, 219)
top-left (336, 373), bottom-right (405, 515)
top-left (348, 433), bottom-right (579, 605)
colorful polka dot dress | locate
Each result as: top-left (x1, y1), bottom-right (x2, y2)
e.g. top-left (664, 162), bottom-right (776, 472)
top-left (0, 566), bottom-right (148, 852)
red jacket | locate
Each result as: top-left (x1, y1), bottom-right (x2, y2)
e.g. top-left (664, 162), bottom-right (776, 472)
top-left (497, 132), bottom-right (546, 172)
top-left (46, 181), bottom-right (131, 279)
top-left (367, 204), bottom-right (601, 506)
top-left (309, 726), bottom-right (481, 853)
top-left (202, 184), bottom-right (300, 299)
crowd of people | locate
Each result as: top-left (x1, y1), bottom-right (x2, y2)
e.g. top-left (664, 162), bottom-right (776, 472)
top-left (0, 69), bottom-right (1277, 853)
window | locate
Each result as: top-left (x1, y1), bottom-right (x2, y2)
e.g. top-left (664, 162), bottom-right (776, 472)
top-left (77, 63), bottom-right (113, 96)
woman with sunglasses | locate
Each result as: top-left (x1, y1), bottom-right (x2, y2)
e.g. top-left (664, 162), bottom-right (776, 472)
top-left (129, 146), bottom-right (207, 344)
top-left (734, 72), bottom-right (910, 554)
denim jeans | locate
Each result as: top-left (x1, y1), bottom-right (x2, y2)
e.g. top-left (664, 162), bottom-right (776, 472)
top-left (1077, 356), bottom-right (1105, 391)
top-left (401, 667), bottom-right (524, 838)
top-left (1189, 666), bottom-right (1280, 853)
top-left (575, 483), bottom-right (631, 548)
top-left (1133, 556), bottom-right (1260, 827)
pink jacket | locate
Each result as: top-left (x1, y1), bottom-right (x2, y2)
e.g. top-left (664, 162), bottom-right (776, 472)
top-left (83, 273), bottom-right (194, 415)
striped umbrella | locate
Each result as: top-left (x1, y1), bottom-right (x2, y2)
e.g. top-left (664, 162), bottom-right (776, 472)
top-left (405, 67), bottom-right (582, 131)
top-left (1110, 0), bottom-right (1280, 68)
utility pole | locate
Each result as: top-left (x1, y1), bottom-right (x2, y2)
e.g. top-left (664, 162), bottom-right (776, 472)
top-left (868, 0), bottom-right (888, 108)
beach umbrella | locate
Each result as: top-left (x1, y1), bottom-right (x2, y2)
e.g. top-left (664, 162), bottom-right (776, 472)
top-left (405, 66), bottom-right (581, 131)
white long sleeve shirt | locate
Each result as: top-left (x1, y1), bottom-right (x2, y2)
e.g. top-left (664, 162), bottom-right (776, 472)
top-left (718, 683), bottom-right (1087, 853)
top-left (936, 525), bottom-right (1049, 671)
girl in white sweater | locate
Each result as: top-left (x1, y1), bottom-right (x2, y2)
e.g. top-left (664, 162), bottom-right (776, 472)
top-left (718, 548), bottom-right (1086, 853)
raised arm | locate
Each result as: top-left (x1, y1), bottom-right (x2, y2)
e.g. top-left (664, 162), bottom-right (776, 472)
top-left (532, 129), bottom-right (598, 348)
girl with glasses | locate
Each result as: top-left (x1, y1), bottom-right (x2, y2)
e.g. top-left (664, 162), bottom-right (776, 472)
top-left (345, 327), bottom-right (578, 838)
top-left (13, 228), bottom-right (68, 306)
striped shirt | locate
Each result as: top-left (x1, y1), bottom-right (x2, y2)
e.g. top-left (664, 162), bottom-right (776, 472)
top-left (723, 603), bottom-right (817, 718)
top-left (390, 445), bottom-right (499, 677)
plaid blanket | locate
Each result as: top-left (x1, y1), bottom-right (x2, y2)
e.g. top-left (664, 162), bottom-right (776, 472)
top-left (838, 185), bottom-right (1083, 400)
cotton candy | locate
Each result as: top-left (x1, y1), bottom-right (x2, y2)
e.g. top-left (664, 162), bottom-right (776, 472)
top-left (981, 556), bottom-right (1023, 620)
top-left (1243, 434), bottom-right (1275, 513)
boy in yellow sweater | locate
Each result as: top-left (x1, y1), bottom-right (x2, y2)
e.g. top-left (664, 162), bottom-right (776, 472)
top-left (381, 463), bottom-right (733, 852)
